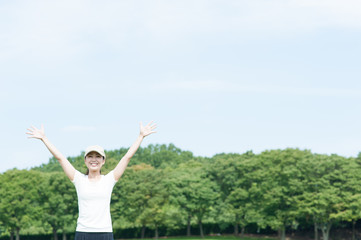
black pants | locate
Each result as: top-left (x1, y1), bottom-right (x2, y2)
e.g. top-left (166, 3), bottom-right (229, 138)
top-left (75, 232), bottom-right (114, 240)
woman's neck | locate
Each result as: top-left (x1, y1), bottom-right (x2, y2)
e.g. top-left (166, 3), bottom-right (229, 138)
top-left (87, 170), bottom-right (102, 180)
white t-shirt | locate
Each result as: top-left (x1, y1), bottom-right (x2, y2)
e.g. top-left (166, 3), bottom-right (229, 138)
top-left (72, 170), bottom-right (117, 232)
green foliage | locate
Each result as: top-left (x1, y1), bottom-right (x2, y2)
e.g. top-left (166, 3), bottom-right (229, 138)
top-left (207, 152), bottom-right (259, 232)
top-left (0, 169), bottom-right (45, 238)
top-left (38, 172), bottom-right (77, 236)
top-left (2, 144), bottom-right (361, 240)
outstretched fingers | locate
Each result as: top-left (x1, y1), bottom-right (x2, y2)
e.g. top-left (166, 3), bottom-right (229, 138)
top-left (141, 121), bottom-right (157, 128)
top-left (147, 121), bottom-right (157, 128)
top-left (140, 121), bottom-right (157, 136)
top-left (26, 124), bottom-right (45, 139)
top-left (148, 121), bottom-right (157, 131)
top-left (26, 129), bottom-right (36, 138)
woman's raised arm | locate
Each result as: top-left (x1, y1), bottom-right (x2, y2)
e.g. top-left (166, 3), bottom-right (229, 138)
top-left (113, 121), bottom-right (157, 181)
top-left (27, 125), bottom-right (76, 181)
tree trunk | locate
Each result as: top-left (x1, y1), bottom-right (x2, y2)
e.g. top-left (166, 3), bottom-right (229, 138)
top-left (15, 228), bottom-right (20, 240)
top-left (62, 231), bottom-right (67, 240)
top-left (234, 223), bottom-right (239, 236)
top-left (199, 220), bottom-right (204, 238)
top-left (352, 220), bottom-right (356, 240)
top-left (141, 225), bottom-right (146, 239)
top-left (234, 214), bottom-right (240, 237)
top-left (240, 226), bottom-right (245, 238)
top-left (155, 225), bottom-right (159, 240)
top-left (53, 228), bottom-right (58, 240)
top-left (314, 222), bottom-right (318, 240)
top-left (187, 215), bottom-right (191, 236)
top-left (10, 231), bottom-right (14, 240)
top-left (278, 227), bottom-right (286, 240)
top-left (321, 223), bottom-right (332, 240)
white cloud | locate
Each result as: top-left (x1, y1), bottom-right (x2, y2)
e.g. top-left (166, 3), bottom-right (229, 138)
top-left (152, 79), bottom-right (361, 98)
top-left (62, 125), bottom-right (96, 132)
top-left (1, 0), bottom-right (361, 63)
top-left (290, 0), bottom-right (361, 28)
top-left (152, 80), bottom-right (223, 91)
top-left (234, 84), bottom-right (361, 98)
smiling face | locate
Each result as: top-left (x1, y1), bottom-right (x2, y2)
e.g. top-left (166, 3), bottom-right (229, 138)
top-left (85, 151), bottom-right (105, 173)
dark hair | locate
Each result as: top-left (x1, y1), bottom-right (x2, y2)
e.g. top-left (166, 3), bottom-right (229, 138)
top-left (84, 156), bottom-right (105, 175)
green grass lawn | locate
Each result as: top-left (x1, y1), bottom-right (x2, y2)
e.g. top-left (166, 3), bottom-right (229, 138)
top-left (131, 236), bottom-right (277, 240)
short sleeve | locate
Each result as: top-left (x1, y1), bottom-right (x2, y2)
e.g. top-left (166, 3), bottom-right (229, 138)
top-left (72, 170), bottom-right (83, 187)
top-left (105, 170), bottom-right (117, 186)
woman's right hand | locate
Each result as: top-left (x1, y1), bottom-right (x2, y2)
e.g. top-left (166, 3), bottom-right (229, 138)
top-left (26, 124), bottom-right (76, 181)
top-left (26, 125), bottom-right (46, 140)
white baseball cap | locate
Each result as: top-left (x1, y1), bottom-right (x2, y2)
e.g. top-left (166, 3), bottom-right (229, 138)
top-left (84, 145), bottom-right (106, 159)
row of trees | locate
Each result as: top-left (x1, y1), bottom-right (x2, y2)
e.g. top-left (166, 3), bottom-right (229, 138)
top-left (1, 144), bottom-right (361, 240)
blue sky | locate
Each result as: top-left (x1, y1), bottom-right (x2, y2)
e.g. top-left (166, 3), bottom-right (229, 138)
top-left (1, 0), bottom-right (361, 173)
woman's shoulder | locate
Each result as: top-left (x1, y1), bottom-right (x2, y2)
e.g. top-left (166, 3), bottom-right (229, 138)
top-left (104, 170), bottom-right (117, 183)
top-left (104, 170), bottom-right (114, 177)
top-left (72, 170), bottom-right (87, 183)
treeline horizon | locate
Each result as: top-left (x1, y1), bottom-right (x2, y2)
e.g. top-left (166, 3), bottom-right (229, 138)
top-left (1, 143), bottom-right (361, 240)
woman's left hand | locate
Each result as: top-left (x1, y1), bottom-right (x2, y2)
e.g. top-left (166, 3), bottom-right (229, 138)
top-left (140, 121), bottom-right (157, 137)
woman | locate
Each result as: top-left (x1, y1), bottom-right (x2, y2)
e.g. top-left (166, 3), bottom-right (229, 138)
top-left (26, 121), bottom-right (157, 240)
